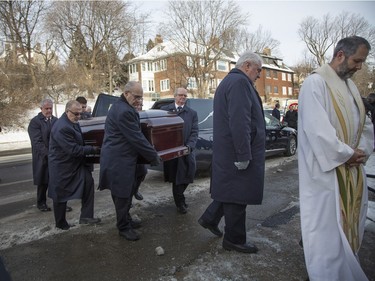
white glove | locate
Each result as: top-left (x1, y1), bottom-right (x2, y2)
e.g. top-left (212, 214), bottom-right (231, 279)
top-left (234, 160), bottom-right (249, 170)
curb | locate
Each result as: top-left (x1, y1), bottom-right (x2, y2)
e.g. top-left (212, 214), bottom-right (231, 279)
top-left (0, 147), bottom-right (31, 157)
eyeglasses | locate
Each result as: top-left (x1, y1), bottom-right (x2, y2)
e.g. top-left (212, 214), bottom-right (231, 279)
top-left (68, 110), bottom-right (81, 116)
top-left (129, 92), bottom-right (143, 101)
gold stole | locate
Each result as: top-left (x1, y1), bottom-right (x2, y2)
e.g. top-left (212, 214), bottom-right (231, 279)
top-left (314, 64), bottom-right (366, 253)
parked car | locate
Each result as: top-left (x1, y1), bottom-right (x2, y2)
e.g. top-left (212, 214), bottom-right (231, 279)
top-left (152, 98), bottom-right (297, 173)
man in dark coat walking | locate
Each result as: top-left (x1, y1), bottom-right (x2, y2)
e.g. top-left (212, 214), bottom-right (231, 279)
top-left (99, 81), bottom-right (161, 241)
top-left (28, 99), bottom-right (57, 212)
top-left (272, 102), bottom-right (281, 120)
top-left (198, 51), bottom-right (266, 254)
top-left (284, 105), bottom-right (298, 129)
top-left (48, 100), bottom-right (101, 230)
top-left (161, 88), bottom-right (198, 214)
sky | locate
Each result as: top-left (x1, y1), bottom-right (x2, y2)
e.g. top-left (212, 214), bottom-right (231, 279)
top-left (137, 0), bottom-right (375, 66)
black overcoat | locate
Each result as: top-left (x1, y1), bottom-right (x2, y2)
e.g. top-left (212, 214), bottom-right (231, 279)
top-left (211, 68), bottom-right (266, 205)
top-left (99, 95), bottom-right (159, 198)
top-left (28, 112), bottom-right (57, 185)
top-left (48, 113), bottom-right (95, 202)
top-left (284, 110), bottom-right (298, 129)
top-left (161, 103), bottom-right (198, 185)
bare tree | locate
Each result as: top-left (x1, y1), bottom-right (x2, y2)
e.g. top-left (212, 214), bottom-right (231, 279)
top-left (46, 0), bottom-right (137, 96)
top-left (298, 11), bottom-right (375, 66)
top-left (0, 0), bottom-right (48, 98)
top-left (233, 25), bottom-right (280, 55)
top-left (291, 51), bottom-right (316, 92)
top-left (160, 0), bottom-right (247, 98)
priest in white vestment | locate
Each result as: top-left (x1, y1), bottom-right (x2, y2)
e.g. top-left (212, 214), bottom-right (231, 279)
top-left (298, 36), bottom-right (373, 281)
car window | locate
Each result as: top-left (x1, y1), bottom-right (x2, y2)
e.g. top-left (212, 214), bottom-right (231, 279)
top-left (151, 99), bottom-right (174, 109)
top-left (151, 99), bottom-right (213, 130)
top-left (93, 93), bottom-right (120, 117)
top-left (264, 114), bottom-right (280, 127)
top-left (187, 99), bottom-right (213, 130)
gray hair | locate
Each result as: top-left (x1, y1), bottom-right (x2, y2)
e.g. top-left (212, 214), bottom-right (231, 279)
top-left (235, 51), bottom-right (262, 68)
top-left (174, 88), bottom-right (187, 96)
top-left (40, 98), bottom-right (53, 108)
top-left (65, 100), bottom-right (81, 111)
top-left (333, 36), bottom-right (371, 58)
top-left (124, 81), bottom-right (141, 93)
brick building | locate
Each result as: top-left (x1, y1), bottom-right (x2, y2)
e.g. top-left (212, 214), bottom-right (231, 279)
top-left (127, 36), bottom-right (294, 104)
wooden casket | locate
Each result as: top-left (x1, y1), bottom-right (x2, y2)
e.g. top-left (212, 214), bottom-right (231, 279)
top-left (79, 110), bottom-right (189, 164)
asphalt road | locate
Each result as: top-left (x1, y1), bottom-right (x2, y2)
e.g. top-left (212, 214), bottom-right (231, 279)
top-left (0, 153), bottom-right (374, 281)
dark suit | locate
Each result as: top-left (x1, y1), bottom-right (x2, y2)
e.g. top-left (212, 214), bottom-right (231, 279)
top-left (28, 112), bottom-right (57, 207)
top-left (284, 109), bottom-right (298, 129)
top-left (160, 103), bottom-right (198, 208)
top-left (99, 95), bottom-right (159, 231)
top-left (200, 68), bottom-right (266, 244)
top-left (272, 107), bottom-right (280, 120)
top-left (48, 113), bottom-right (97, 227)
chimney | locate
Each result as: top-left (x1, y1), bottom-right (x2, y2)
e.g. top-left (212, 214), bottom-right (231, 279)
top-left (155, 34), bottom-right (163, 44)
top-left (263, 47), bottom-right (271, 56)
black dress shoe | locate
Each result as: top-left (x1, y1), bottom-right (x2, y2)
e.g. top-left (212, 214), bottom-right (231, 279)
top-left (79, 217), bottom-right (101, 225)
top-left (66, 206), bottom-right (73, 212)
top-left (177, 205), bottom-right (187, 214)
top-left (198, 218), bottom-right (223, 237)
top-left (134, 191), bottom-right (143, 200)
top-left (119, 229), bottom-right (140, 241)
top-left (37, 204), bottom-right (51, 212)
top-left (222, 239), bottom-right (258, 254)
top-left (56, 223), bottom-right (73, 230)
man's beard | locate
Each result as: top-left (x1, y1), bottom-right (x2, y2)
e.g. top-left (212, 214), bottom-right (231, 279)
top-left (336, 59), bottom-right (356, 80)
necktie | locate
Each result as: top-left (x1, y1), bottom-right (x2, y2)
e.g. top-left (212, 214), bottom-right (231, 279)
top-left (46, 118), bottom-right (51, 130)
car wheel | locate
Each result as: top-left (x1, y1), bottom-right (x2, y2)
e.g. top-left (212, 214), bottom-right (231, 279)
top-left (284, 135), bottom-right (297, 156)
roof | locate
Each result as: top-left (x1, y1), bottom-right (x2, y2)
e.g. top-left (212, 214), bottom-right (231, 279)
top-left (128, 40), bottom-right (293, 73)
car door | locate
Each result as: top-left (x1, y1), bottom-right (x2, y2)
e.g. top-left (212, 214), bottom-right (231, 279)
top-left (265, 114), bottom-right (289, 152)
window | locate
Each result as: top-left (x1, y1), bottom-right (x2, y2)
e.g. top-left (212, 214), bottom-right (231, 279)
top-left (160, 79), bottom-right (170, 91)
top-left (273, 86), bottom-right (278, 94)
top-left (160, 59), bottom-right (167, 70)
top-left (217, 60), bottom-right (228, 71)
top-left (187, 56), bottom-right (194, 68)
top-left (288, 87), bottom-right (293, 95)
top-left (142, 80), bottom-right (154, 92)
top-left (187, 77), bottom-right (198, 89)
top-left (282, 86), bottom-right (287, 95)
top-left (266, 69), bottom-right (271, 78)
top-left (273, 70), bottom-right (278, 79)
top-left (265, 85), bottom-right (271, 95)
top-left (129, 64), bottom-right (137, 74)
top-left (153, 62), bottom-right (160, 72)
top-left (141, 62), bottom-right (153, 72)
top-left (147, 62), bottom-right (153, 71)
top-left (282, 72), bottom-right (286, 81)
top-left (287, 73), bottom-right (292, 82)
